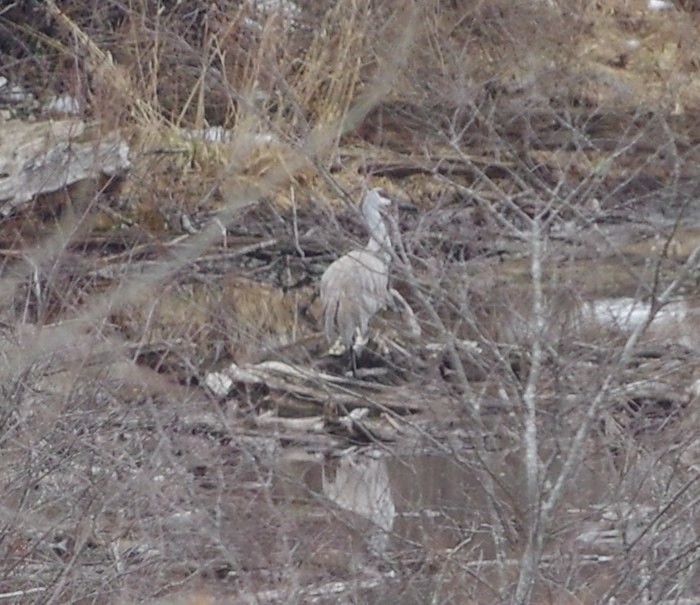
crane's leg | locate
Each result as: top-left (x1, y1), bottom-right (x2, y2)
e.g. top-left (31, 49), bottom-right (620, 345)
top-left (350, 327), bottom-right (367, 378)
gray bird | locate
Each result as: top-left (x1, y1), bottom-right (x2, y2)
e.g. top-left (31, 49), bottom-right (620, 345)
top-left (320, 188), bottom-right (418, 374)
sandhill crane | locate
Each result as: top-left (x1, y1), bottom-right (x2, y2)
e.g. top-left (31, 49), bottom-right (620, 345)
top-left (320, 188), bottom-right (419, 374)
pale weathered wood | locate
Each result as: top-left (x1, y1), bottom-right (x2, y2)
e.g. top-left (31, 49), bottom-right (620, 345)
top-left (0, 118), bottom-right (130, 215)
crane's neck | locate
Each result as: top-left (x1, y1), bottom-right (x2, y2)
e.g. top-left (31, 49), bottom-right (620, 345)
top-left (364, 204), bottom-right (391, 261)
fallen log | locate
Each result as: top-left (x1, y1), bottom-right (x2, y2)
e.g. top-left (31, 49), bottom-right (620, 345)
top-left (0, 119), bottom-right (130, 215)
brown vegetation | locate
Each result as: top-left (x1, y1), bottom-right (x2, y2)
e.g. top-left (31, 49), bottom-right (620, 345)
top-left (1, 0), bottom-right (700, 603)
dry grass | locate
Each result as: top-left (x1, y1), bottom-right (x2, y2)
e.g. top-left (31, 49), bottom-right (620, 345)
top-left (2, 1), bottom-right (700, 604)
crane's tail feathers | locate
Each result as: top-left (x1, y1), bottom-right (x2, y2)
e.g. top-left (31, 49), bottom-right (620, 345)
top-left (322, 291), bottom-right (342, 344)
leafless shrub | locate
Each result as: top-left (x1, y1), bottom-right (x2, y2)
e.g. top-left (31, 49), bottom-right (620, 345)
top-left (2, 1), bottom-right (700, 604)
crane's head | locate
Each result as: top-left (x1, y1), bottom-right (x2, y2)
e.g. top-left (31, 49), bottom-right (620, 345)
top-left (362, 188), bottom-right (392, 215)
top-left (361, 188), bottom-right (392, 254)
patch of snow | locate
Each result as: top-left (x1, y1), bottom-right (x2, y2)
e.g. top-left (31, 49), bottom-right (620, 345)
top-left (44, 94), bottom-right (81, 116)
top-left (588, 297), bottom-right (687, 332)
top-left (181, 127), bottom-right (275, 145)
top-left (589, 297), bottom-right (652, 330)
top-left (249, 0), bottom-right (300, 18)
top-left (0, 82), bottom-right (32, 104)
top-left (647, 0), bottom-right (674, 10)
top-left (182, 125), bottom-right (231, 143)
top-left (204, 371), bottom-right (234, 396)
top-left (252, 132), bottom-right (275, 144)
top-left (585, 297), bottom-right (700, 349)
top-left (242, 16), bottom-right (262, 30)
top-left (243, 0), bottom-right (301, 31)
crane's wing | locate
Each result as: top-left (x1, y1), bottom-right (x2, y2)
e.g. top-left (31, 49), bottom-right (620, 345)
top-left (320, 250), bottom-right (391, 346)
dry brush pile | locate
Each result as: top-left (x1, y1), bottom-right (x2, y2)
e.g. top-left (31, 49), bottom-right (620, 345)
top-left (0, 1), bottom-right (700, 603)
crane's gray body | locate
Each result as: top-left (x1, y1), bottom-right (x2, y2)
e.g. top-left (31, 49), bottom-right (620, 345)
top-left (320, 189), bottom-right (394, 351)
